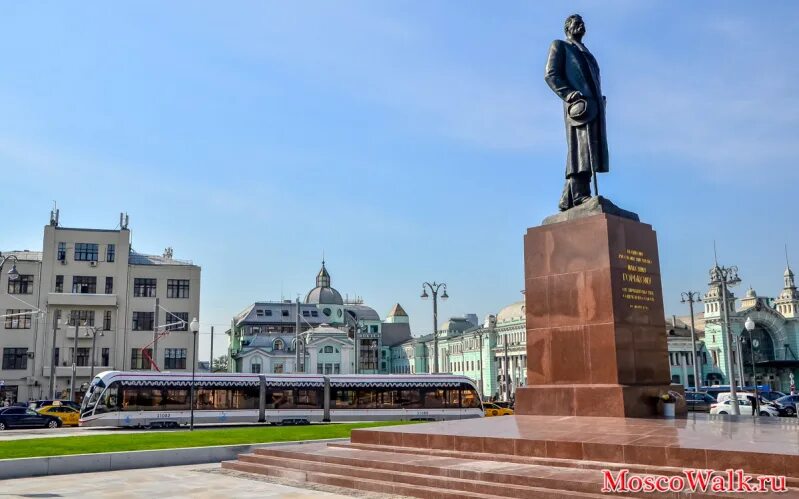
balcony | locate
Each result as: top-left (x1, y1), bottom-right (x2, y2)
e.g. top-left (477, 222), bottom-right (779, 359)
top-left (47, 293), bottom-right (117, 307)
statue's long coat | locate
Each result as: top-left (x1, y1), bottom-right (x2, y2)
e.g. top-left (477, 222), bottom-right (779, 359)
top-left (545, 39), bottom-right (609, 178)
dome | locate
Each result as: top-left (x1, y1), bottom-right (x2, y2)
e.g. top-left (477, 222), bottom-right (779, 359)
top-left (745, 287), bottom-right (757, 298)
top-left (497, 300), bottom-right (525, 323)
top-left (305, 286), bottom-right (344, 305)
top-left (304, 260), bottom-right (344, 305)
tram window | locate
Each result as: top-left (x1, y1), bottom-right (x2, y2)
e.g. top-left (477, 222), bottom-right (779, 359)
top-left (268, 389), bottom-right (295, 409)
top-left (446, 389), bottom-right (460, 408)
top-left (333, 389), bottom-right (356, 408)
top-left (121, 387), bottom-right (137, 410)
top-left (232, 386), bottom-right (259, 409)
top-left (398, 389), bottom-right (423, 409)
top-left (163, 389), bottom-right (189, 411)
top-left (134, 388), bottom-right (163, 409)
top-left (461, 387), bottom-right (481, 408)
top-left (376, 389), bottom-right (398, 408)
top-left (424, 389), bottom-right (446, 408)
top-left (195, 387), bottom-right (231, 410)
top-left (296, 389), bottom-right (321, 409)
top-left (356, 389), bottom-right (377, 409)
top-left (95, 384), bottom-right (119, 414)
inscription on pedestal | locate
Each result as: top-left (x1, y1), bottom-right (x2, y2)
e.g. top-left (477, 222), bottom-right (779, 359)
top-left (619, 248), bottom-right (656, 311)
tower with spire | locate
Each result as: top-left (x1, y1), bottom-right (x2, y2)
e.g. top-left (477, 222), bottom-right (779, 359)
top-left (775, 252), bottom-right (799, 318)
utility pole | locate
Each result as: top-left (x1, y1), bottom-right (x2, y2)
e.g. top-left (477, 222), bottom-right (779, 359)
top-left (295, 298), bottom-right (301, 373)
top-left (69, 316), bottom-right (80, 402)
top-left (209, 326), bottom-right (214, 372)
top-left (151, 297), bottom-right (159, 371)
top-left (49, 309), bottom-right (59, 399)
top-left (504, 337), bottom-right (510, 402)
top-left (680, 292), bottom-right (703, 391)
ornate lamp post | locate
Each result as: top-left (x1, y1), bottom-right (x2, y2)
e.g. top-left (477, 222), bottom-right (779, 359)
top-left (421, 282), bottom-right (448, 374)
top-left (0, 254), bottom-right (20, 283)
top-left (680, 291), bottom-right (703, 391)
top-left (744, 317), bottom-right (759, 417)
top-left (189, 318), bottom-right (199, 431)
top-left (709, 263), bottom-right (742, 415)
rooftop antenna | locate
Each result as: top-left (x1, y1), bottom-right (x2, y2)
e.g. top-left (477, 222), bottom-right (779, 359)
top-left (786, 244), bottom-right (792, 270)
top-left (50, 202), bottom-right (60, 227)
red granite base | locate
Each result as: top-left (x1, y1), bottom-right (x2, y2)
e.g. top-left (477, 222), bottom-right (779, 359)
top-left (515, 383), bottom-right (687, 418)
top-left (350, 415), bottom-right (799, 477)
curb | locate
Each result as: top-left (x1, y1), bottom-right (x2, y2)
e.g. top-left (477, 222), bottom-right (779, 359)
top-left (0, 438), bottom-right (347, 480)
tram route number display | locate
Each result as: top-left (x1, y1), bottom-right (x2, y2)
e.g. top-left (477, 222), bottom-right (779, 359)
top-left (618, 248), bottom-right (656, 311)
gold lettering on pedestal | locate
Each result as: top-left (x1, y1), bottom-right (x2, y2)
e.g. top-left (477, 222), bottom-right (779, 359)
top-left (618, 248), bottom-right (656, 311)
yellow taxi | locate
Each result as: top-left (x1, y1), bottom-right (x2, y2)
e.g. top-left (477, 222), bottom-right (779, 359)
top-left (37, 405), bottom-right (80, 426)
top-left (483, 402), bottom-right (514, 417)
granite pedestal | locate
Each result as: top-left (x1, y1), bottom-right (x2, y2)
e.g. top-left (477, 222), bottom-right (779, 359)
top-left (515, 211), bottom-right (685, 417)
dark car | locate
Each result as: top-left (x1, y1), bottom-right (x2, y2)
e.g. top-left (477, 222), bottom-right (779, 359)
top-left (760, 391), bottom-right (787, 403)
top-left (30, 400), bottom-right (81, 412)
top-left (773, 395), bottom-right (799, 417)
top-left (0, 407), bottom-right (63, 430)
top-left (685, 391), bottom-right (715, 412)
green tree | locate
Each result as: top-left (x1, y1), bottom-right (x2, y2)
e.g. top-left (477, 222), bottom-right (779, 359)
top-left (212, 355), bottom-right (229, 372)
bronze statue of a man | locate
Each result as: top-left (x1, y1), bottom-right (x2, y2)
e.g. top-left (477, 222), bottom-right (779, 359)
top-left (545, 14), bottom-right (609, 211)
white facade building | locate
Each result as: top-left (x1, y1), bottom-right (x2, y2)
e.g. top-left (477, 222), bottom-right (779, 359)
top-left (0, 211), bottom-right (200, 403)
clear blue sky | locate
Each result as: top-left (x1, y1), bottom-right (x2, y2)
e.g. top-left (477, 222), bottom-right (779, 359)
top-left (1, 2), bottom-right (798, 360)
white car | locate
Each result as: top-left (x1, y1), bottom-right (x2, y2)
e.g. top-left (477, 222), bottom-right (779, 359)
top-left (710, 398), bottom-right (779, 416)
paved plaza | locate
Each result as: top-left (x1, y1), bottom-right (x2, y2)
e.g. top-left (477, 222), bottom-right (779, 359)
top-left (0, 464), bottom-right (365, 498)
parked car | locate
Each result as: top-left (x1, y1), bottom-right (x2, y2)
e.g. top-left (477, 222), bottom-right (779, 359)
top-left (760, 391), bottom-right (787, 402)
top-left (0, 407), bottom-right (63, 430)
top-left (710, 397), bottom-right (779, 417)
top-left (773, 395), bottom-right (799, 417)
top-left (483, 403), bottom-right (514, 417)
top-left (37, 405), bottom-right (80, 426)
top-left (30, 400), bottom-right (81, 412)
top-left (685, 391), bottom-right (715, 412)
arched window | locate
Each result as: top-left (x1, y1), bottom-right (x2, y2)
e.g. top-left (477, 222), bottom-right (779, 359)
top-left (324, 345), bottom-right (334, 354)
top-left (273, 338), bottom-right (285, 351)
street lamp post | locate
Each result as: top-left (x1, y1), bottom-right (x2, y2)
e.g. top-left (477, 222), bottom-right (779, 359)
top-left (189, 318), bottom-right (199, 431)
top-left (421, 282), bottom-right (448, 374)
top-left (350, 318), bottom-right (367, 374)
top-left (49, 311), bottom-right (63, 399)
top-left (85, 326), bottom-right (104, 380)
top-left (189, 317), bottom-right (200, 431)
top-left (68, 317), bottom-right (85, 403)
top-left (0, 254), bottom-right (20, 282)
top-left (476, 330), bottom-right (485, 399)
top-left (709, 263), bottom-right (742, 415)
top-left (745, 317), bottom-right (759, 417)
top-left (680, 291), bottom-right (703, 391)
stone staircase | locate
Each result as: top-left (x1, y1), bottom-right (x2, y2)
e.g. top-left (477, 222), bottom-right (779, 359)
top-left (221, 441), bottom-right (798, 498)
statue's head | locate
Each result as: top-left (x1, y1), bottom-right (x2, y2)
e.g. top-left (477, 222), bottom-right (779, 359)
top-left (564, 14), bottom-right (585, 40)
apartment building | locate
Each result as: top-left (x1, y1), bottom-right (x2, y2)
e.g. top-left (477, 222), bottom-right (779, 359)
top-left (0, 211), bottom-right (200, 403)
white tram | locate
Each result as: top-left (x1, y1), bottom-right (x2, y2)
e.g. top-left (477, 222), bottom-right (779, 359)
top-left (79, 371), bottom-right (484, 428)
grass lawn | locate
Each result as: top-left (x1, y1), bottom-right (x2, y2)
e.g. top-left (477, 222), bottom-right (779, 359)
top-left (0, 422), bottom-right (410, 460)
